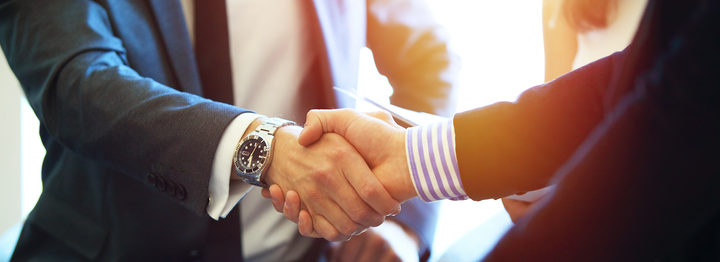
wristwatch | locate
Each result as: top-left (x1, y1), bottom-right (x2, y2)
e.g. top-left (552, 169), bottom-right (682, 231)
top-left (233, 117), bottom-right (295, 187)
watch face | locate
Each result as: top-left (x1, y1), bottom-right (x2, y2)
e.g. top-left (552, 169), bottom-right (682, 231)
top-left (237, 136), bottom-right (268, 173)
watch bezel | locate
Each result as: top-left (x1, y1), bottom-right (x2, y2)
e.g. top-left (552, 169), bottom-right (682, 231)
top-left (233, 132), bottom-right (273, 187)
top-left (234, 135), bottom-right (269, 174)
top-left (232, 117), bottom-right (295, 188)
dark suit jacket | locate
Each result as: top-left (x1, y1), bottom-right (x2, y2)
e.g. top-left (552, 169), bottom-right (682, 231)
top-left (452, 0), bottom-right (720, 260)
top-left (0, 0), bottom-right (455, 260)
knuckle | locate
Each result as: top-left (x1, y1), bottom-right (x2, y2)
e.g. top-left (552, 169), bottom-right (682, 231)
top-left (348, 206), bottom-right (372, 224)
top-left (339, 222), bottom-right (357, 236)
top-left (383, 204), bottom-right (399, 217)
top-left (328, 146), bottom-right (349, 160)
top-left (353, 209), bottom-right (383, 227)
top-left (359, 184), bottom-right (381, 202)
top-left (354, 225), bottom-right (370, 236)
top-left (362, 213), bottom-right (382, 227)
top-left (338, 108), bottom-right (354, 115)
top-left (306, 109), bottom-right (321, 118)
top-left (325, 231), bottom-right (339, 241)
top-left (371, 215), bottom-right (385, 227)
top-left (309, 167), bottom-right (333, 184)
top-left (304, 188), bottom-right (323, 201)
top-left (329, 231), bottom-right (347, 242)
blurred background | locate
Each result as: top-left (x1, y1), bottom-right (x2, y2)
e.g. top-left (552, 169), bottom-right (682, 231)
top-left (0, 0), bottom-right (544, 260)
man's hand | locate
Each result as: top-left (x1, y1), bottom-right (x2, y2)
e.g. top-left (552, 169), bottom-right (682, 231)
top-left (263, 109), bottom-right (420, 238)
top-left (299, 109), bottom-right (417, 202)
top-left (262, 125), bottom-right (401, 241)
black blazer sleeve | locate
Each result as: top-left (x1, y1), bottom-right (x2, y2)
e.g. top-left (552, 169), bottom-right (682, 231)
top-left (452, 0), bottom-right (720, 260)
top-left (486, 0), bottom-right (720, 259)
top-left (0, 0), bottom-right (250, 214)
top-left (452, 48), bottom-right (622, 200)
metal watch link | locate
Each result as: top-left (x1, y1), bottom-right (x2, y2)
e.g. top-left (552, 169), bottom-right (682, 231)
top-left (233, 117), bottom-right (295, 187)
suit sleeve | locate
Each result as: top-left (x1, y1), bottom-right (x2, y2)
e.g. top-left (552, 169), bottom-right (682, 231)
top-left (452, 51), bottom-right (622, 200)
top-left (0, 0), bottom-right (250, 214)
top-left (366, 0), bottom-right (459, 117)
top-left (484, 1), bottom-right (720, 259)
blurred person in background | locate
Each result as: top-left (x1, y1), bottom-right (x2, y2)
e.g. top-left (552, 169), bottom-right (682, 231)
top-left (543, 0), bottom-right (648, 81)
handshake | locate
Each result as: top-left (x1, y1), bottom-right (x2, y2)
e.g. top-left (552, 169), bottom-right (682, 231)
top-left (257, 109), bottom-right (419, 242)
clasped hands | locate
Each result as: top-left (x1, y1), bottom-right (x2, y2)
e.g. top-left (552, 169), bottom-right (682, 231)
top-left (260, 109), bottom-right (418, 241)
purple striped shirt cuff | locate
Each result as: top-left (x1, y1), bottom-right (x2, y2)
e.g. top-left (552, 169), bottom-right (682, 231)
top-left (405, 119), bottom-right (468, 202)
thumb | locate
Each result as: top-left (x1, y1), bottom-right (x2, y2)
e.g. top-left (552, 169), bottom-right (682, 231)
top-left (364, 110), bottom-right (401, 128)
top-left (298, 109), bottom-right (355, 146)
top-left (298, 110), bottom-right (326, 146)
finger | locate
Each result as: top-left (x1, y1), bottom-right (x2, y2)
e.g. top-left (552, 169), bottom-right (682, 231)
top-left (283, 190), bottom-right (301, 223)
top-left (298, 109), bottom-right (331, 146)
top-left (299, 109), bottom-right (357, 146)
top-left (313, 213), bottom-right (351, 242)
top-left (339, 144), bottom-right (400, 223)
top-left (305, 194), bottom-right (362, 239)
top-left (261, 188), bottom-right (271, 198)
top-left (300, 141), bottom-right (380, 230)
top-left (298, 210), bottom-right (320, 237)
top-left (364, 110), bottom-right (399, 128)
top-left (342, 163), bottom-right (400, 220)
top-left (268, 184), bottom-right (285, 212)
top-left (322, 168), bottom-right (384, 229)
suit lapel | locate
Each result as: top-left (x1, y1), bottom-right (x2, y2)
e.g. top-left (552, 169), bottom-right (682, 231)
top-left (146, 0), bottom-right (203, 95)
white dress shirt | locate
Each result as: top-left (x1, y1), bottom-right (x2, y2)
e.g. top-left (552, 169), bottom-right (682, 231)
top-left (180, 0), bottom-right (315, 261)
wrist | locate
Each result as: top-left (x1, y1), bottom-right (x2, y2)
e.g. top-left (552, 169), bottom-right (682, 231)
top-left (232, 117), bottom-right (295, 186)
top-left (380, 128), bottom-right (417, 202)
top-left (398, 129), bottom-right (417, 201)
top-left (263, 125), bottom-right (302, 186)
top-left (241, 118), bottom-right (264, 138)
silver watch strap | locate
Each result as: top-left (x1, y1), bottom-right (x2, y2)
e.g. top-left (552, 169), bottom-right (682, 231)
top-left (256, 117), bottom-right (295, 138)
top-left (248, 117), bottom-right (295, 187)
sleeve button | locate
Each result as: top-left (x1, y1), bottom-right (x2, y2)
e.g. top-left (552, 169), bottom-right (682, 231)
top-left (166, 180), bottom-right (177, 195)
top-left (175, 185), bottom-right (187, 200)
top-left (155, 176), bottom-right (167, 192)
top-left (147, 173), bottom-right (157, 185)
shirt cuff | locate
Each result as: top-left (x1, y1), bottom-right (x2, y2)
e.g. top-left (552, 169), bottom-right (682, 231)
top-left (405, 119), bottom-right (468, 202)
top-left (207, 113), bottom-right (263, 220)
